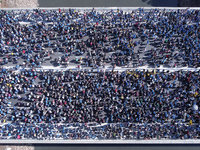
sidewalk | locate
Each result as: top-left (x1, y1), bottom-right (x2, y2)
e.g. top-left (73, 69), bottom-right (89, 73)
top-left (0, 0), bottom-right (38, 8)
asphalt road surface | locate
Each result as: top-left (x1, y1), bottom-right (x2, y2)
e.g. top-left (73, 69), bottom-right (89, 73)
top-left (0, 144), bottom-right (200, 150)
top-left (1, 144), bottom-right (200, 150)
top-left (38, 0), bottom-right (178, 7)
top-left (34, 144), bottom-right (200, 150)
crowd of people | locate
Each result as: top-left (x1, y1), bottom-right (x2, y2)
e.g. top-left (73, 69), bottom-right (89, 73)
top-left (0, 8), bottom-right (200, 140)
top-left (0, 8), bottom-right (200, 68)
top-left (0, 68), bottom-right (199, 140)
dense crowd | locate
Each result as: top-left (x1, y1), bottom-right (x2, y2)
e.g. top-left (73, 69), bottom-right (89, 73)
top-left (0, 8), bottom-right (200, 141)
top-left (0, 68), bottom-right (199, 140)
top-left (0, 8), bottom-right (200, 68)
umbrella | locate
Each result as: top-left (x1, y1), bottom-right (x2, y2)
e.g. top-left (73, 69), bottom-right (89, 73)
top-left (192, 105), bottom-right (198, 111)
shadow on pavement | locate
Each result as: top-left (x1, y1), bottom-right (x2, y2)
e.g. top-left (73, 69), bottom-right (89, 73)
top-left (38, 0), bottom-right (178, 7)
